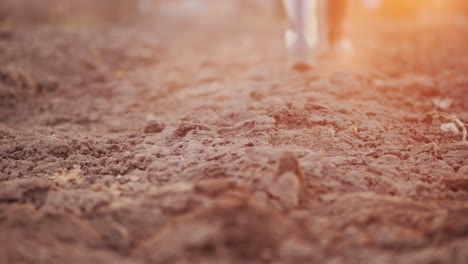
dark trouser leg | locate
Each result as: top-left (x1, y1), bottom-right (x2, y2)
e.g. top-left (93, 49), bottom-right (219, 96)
top-left (328, 0), bottom-right (346, 46)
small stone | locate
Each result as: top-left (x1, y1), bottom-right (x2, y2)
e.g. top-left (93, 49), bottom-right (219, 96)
top-left (440, 123), bottom-right (459, 134)
top-left (144, 120), bottom-right (165, 134)
top-left (250, 90), bottom-right (263, 101)
top-left (433, 97), bottom-right (453, 110)
top-left (268, 171), bottom-right (301, 208)
top-left (265, 152), bottom-right (305, 209)
top-left (276, 152), bottom-right (304, 183)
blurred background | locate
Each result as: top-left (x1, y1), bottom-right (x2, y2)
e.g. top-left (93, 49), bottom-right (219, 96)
top-left (0, 0), bottom-right (467, 27)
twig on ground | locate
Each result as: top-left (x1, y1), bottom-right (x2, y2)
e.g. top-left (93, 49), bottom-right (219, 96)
top-left (428, 111), bottom-right (467, 142)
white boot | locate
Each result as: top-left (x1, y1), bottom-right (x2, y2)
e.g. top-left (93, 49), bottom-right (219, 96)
top-left (283, 0), bottom-right (352, 69)
top-left (283, 0), bottom-right (318, 70)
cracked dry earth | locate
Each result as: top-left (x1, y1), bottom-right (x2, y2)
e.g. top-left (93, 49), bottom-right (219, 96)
top-left (1, 5), bottom-right (468, 264)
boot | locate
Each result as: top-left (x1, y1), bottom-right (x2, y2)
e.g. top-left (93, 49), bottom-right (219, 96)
top-left (283, 0), bottom-right (350, 70)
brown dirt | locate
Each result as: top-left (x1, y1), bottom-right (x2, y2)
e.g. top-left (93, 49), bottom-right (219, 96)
top-left (1, 1), bottom-right (468, 264)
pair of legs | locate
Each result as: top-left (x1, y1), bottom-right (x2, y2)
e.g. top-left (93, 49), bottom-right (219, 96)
top-left (283, 0), bottom-right (348, 69)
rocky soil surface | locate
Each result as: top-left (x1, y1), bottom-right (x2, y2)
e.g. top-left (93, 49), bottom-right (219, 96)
top-left (0, 1), bottom-right (467, 263)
